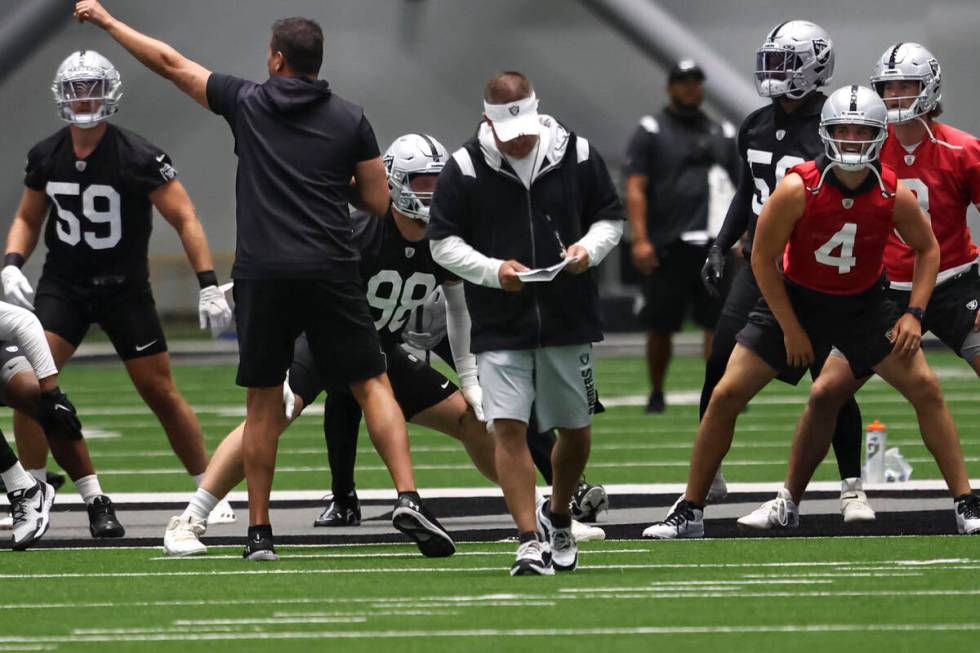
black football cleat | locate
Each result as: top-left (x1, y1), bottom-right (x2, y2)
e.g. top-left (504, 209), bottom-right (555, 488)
top-left (88, 495), bottom-right (126, 538)
top-left (313, 492), bottom-right (361, 528)
top-left (243, 525), bottom-right (279, 561)
top-left (391, 494), bottom-right (455, 558)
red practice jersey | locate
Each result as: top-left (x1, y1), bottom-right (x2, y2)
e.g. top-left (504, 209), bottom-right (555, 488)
top-left (881, 122), bottom-right (980, 287)
top-left (782, 160), bottom-right (897, 295)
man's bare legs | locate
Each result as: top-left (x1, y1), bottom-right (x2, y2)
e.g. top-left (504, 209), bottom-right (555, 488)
top-left (493, 418), bottom-right (537, 534)
top-left (349, 373), bottom-right (414, 493)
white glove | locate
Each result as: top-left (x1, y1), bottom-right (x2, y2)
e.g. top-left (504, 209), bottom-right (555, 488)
top-left (2, 265), bottom-right (34, 310)
top-left (198, 285), bottom-right (233, 338)
top-left (283, 372), bottom-right (297, 420)
top-left (403, 287), bottom-right (447, 351)
top-left (459, 370), bottom-right (485, 422)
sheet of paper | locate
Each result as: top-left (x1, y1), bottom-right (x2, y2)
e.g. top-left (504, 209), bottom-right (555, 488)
top-left (515, 257), bottom-right (579, 283)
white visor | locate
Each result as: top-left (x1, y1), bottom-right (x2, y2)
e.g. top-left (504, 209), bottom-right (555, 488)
top-left (484, 92), bottom-right (540, 142)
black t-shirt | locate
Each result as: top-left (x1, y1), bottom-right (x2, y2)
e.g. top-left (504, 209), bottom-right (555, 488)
top-left (206, 73), bottom-right (380, 280)
top-left (623, 108), bottom-right (739, 247)
top-left (24, 124), bottom-right (175, 286)
top-left (352, 209), bottom-right (448, 347)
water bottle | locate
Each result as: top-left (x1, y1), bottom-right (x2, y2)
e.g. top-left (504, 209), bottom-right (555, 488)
top-left (864, 419), bottom-right (887, 483)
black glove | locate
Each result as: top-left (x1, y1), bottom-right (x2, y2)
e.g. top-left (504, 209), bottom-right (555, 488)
top-left (39, 387), bottom-right (83, 440)
top-left (701, 245), bottom-right (726, 298)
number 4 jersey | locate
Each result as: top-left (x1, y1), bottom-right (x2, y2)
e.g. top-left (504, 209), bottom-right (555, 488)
top-left (783, 159), bottom-right (897, 295)
top-left (880, 122), bottom-right (980, 289)
top-left (24, 124), bottom-right (177, 287)
top-left (354, 208), bottom-right (448, 347)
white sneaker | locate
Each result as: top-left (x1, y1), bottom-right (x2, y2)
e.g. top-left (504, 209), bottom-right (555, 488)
top-left (705, 469), bottom-right (728, 504)
top-left (955, 494), bottom-right (980, 534)
top-left (0, 513), bottom-right (11, 530)
top-left (207, 498), bottom-right (238, 525)
top-left (163, 514), bottom-right (208, 556)
top-left (643, 500), bottom-right (704, 539)
top-left (737, 488), bottom-right (799, 531)
top-left (571, 519), bottom-right (605, 542)
top-left (840, 477), bottom-right (875, 523)
top-left (510, 538), bottom-right (554, 576)
top-left (536, 499), bottom-right (577, 571)
top-left (9, 481), bottom-right (55, 551)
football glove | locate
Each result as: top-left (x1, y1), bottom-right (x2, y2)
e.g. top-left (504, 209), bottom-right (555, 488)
top-left (459, 370), bottom-right (485, 422)
top-left (198, 285), bottom-right (233, 338)
top-left (39, 388), bottom-right (83, 440)
top-left (700, 245), bottom-right (726, 298)
top-left (403, 287), bottom-right (448, 351)
top-left (1, 265), bottom-right (34, 310)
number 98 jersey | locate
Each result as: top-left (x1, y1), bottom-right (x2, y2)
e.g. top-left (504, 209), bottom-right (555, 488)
top-left (24, 125), bottom-right (177, 287)
top-left (353, 209), bottom-right (448, 347)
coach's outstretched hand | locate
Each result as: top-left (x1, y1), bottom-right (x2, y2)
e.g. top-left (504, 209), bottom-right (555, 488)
top-left (199, 286), bottom-right (233, 338)
top-left (74, 0), bottom-right (114, 29)
top-left (39, 388), bottom-right (84, 440)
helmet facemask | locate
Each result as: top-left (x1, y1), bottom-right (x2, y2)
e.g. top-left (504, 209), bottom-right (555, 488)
top-left (383, 133), bottom-right (448, 224)
top-left (872, 78), bottom-right (936, 124)
top-left (52, 52), bottom-right (122, 128)
top-left (388, 170), bottom-right (437, 223)
top-left (819, 121), bottom-right (886, 171)
top-left (870, 43), bottom-right (941, 125)
top-left (755, 48), bottom-right (803, 98)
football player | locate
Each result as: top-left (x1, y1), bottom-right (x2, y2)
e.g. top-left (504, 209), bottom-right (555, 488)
top-left (0, 300), bottom-right (85, 549)
top-left (2, 51), bottom-right (235, 535)
top-left (670, 21), bottom-right (873, 528)
top-left (739, 43), bottom-right (980, 531)
top-left (648, 86), bottom-right (979, 538)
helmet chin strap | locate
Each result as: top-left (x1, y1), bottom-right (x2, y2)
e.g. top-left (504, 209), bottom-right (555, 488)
top-left (807, 158), bottom-right (893, 199)
top-left (912, 116), bottom-right (963, 151)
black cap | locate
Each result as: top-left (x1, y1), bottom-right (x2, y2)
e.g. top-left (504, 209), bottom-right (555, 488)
top-left (668, 59), bottom-right (705, 82)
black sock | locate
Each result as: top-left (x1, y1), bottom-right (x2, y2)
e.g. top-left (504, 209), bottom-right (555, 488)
top-left (248, 524), bottom-right (273, 539)
top-left (518, 531), bottom-right (538, 544)
top-left (399, 490), bottom-right (422, 504)
top-left (547, 504), bottom-right (572, 528)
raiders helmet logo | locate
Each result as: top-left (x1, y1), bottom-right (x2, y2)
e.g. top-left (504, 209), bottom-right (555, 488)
top-left (904, 154), bottom-right (916, 166)
top-left (75, 160), bottom-right (87, 172)
top-left (159, 162), bottom-right (176, 182)
top-left (842, 198), bottom-right (854, 209)
top-left (405, 247), bottom-right (416, 258)
top-left (509, 105), bottom-right (520, 116)
top-left (775, 129), bottom-right (786, 141)
top-left (968, 299), bottom-right (978, 311)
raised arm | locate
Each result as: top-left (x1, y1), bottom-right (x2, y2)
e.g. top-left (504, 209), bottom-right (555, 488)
top-left (750, 173), bottom-right (810, 367)
top-left (74, 1), bottom-right (212, 109)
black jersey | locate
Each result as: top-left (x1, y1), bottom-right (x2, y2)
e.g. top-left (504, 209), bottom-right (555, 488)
top-left (716, 91), bottom-right (825, 256)
top-left (353, 209), bottom-right (447, 346)
top-left (24, 124), bottom-right (176, 287)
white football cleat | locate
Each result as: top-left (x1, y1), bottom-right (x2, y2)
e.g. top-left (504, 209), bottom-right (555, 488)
top-left (9, 481), bottom-right (55, 551)
top-left (840, 477), bottom-right (875, 523)
top-left (705, 469), bottom-right (728, 504)
top-left (510, 538), bottom-right (554, 576)
top-left (955, 494), bottom-right (980, 535)
top-left (737, 488), bottom-right (799, 531)
top-left (643, 500), bottom-right (704, 539)
top-left (571, 519), bottom-right (606, 542)
top-left (207, 498), bottom-right (238, 525)
top-left (163, 514), bottom-right (208, 556)
top-left (536, 499), bottom-right (577, 571)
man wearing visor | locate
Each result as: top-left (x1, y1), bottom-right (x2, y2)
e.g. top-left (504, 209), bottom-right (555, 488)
top-left (428, 71), bottom-right (623, 575)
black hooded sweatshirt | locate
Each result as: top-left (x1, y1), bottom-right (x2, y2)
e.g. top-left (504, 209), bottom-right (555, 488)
top-left (206, 73), bottom-right (380, 279)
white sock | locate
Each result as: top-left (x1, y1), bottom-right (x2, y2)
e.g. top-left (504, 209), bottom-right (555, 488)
top-left (27, 468), bottom-right (46, 484)
top-left (182, 488), bottom-right (219, 522)
top-left (1, 462), bottom-right (37, 493)
top-left (74, 474), bottom-right (104, 504)
top-left (192, 473), bottom-right (205, 487)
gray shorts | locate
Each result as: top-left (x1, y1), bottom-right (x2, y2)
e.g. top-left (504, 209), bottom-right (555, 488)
top-left (476, 344), bottom-right (598, 431)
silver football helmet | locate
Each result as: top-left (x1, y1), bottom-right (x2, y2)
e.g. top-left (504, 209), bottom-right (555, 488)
top-left (870, 42), bottom-right (941, 124)
top-left (819, 85), bottom-right (888, 171)
top-left (51, 50), bottom-right (122, 128)
top-left (383, 133), bottom-right (448, 223)
top-left (755, 20), bottom-right (834, 99)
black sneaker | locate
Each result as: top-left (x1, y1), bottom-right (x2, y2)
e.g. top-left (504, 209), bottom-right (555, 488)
top-left (87, 495), bottom-right (125, 538)
top-left (313, 492), bottom-right (361, 528)
top-left (645, 391), bottom-right (665, 414)
top-left (243, 525), bottom-right (279, 561)
top-left (570, 480), bottom-right (609, 523)
top-left (391, 493), bottom-right (455, 558)
top-left (955, 493), bottom-right (980, 534)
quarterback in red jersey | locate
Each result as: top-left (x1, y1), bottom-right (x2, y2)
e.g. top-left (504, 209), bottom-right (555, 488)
top-left (647, 85), bottom-right (980, 539)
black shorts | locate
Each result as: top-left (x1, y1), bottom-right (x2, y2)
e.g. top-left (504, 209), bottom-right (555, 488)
top-left (720, 256), bottom-right (762, 323)
top-left (233, 278), bottom-right (386, 388)
top-left (736, 277), bottom-right (901, 384)
top-left (640, 241), bottom-right (723, 333)
top-left (34, 276), bottom-right (167, 360)
top-left (289, 334), bottom-right (457, 420)
top-left (888, 265), bottom-right (980, 358)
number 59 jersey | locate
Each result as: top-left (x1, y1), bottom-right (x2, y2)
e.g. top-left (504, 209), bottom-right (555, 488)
top-left (782, 159), bottom-right (898, 295)
top-left (24, 124), bottom-right (177, 287)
